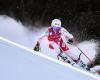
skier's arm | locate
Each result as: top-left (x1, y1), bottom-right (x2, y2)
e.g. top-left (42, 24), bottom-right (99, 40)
top-left (36, 31), bottom-right (49, 44)
top-left (34, 31), bottom-right (49, 51)
top-left (61, 27), bottom-right (75, 44)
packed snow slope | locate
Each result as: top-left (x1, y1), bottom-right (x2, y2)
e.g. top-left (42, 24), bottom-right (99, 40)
top-left (0, 15), bottom-right (100, 80)
top-left (0, 37), bottom-right (99, 80)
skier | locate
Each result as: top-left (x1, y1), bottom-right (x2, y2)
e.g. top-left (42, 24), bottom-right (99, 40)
top-left (34, 19), bottom-right (85, 66)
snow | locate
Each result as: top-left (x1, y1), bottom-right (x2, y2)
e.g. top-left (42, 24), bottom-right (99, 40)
top-left (1, 38), bottom-right (98, 80)
top-left (90, 65), bottom-right (100, 73)
top-left (0, 15), bottom-right (100, 80)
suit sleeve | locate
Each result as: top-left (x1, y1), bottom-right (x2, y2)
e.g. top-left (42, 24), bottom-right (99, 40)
top-left (61, 27), bottom-right (74, 39)
top-left (35, 31), bottom-right (49, 45)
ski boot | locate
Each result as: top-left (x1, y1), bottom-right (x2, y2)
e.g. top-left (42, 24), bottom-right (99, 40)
top-left (57, 53), bottom-right (71, 64)
top-left (77, 60), bottom-right (90, 71)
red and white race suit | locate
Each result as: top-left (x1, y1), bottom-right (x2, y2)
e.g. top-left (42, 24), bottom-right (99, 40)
top-left (35, 27), bottom-right (78, 60)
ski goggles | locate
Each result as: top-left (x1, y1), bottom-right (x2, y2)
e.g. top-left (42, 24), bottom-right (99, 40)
top-left (53, 27), bottom-right (61, 31)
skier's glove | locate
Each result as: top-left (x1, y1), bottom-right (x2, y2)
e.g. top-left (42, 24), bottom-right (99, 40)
top-left (34, 41), bottom-right (40, 51)
top-left (67, 39), bottom-right (74, 44)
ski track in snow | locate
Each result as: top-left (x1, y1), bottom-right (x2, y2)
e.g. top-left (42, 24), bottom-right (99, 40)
top-left (0, 15), bottom-right (100, 79)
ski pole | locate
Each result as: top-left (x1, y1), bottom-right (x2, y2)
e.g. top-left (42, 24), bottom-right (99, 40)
top-left (74, 44), bottom-right (94, 66)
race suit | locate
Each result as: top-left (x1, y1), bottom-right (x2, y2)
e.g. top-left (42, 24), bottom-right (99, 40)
top-left (35, 27), bottom-right (78, 60)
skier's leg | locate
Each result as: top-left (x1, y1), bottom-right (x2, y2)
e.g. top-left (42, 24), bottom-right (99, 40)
top-left (48, 41), bottom-right (69, 61)
top-left (52, 38), bottom-right (74, 63)
top-left (64, 50), bottom-right (88, 68)
top-left (64, 50), bottom-right (78, 61)
top-left (58, 38), bottom-right (78, 61)
top-left (57, 38), bottom-right (88, 68)
top-left (58, 38), bottom-right (85, 65)
top-left (48, 41), bottom-right (61, 56)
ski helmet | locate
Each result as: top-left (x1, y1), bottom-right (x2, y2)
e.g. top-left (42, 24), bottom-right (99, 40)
top-left (51, 19), bottom-right (61, 28)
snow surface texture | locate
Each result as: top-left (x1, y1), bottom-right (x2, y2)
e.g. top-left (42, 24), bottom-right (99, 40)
top-left (1, 37), bottom-right (99, 80)
top-left (0, 15), bottom-right (100, 80)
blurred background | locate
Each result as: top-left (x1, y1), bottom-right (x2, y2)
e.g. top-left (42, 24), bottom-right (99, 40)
top-left (0, 0), bottom-right (100, 66)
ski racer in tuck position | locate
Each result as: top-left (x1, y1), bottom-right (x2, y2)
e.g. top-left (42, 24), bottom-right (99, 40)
top-left (34, 19), bottom-right (86, 67)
